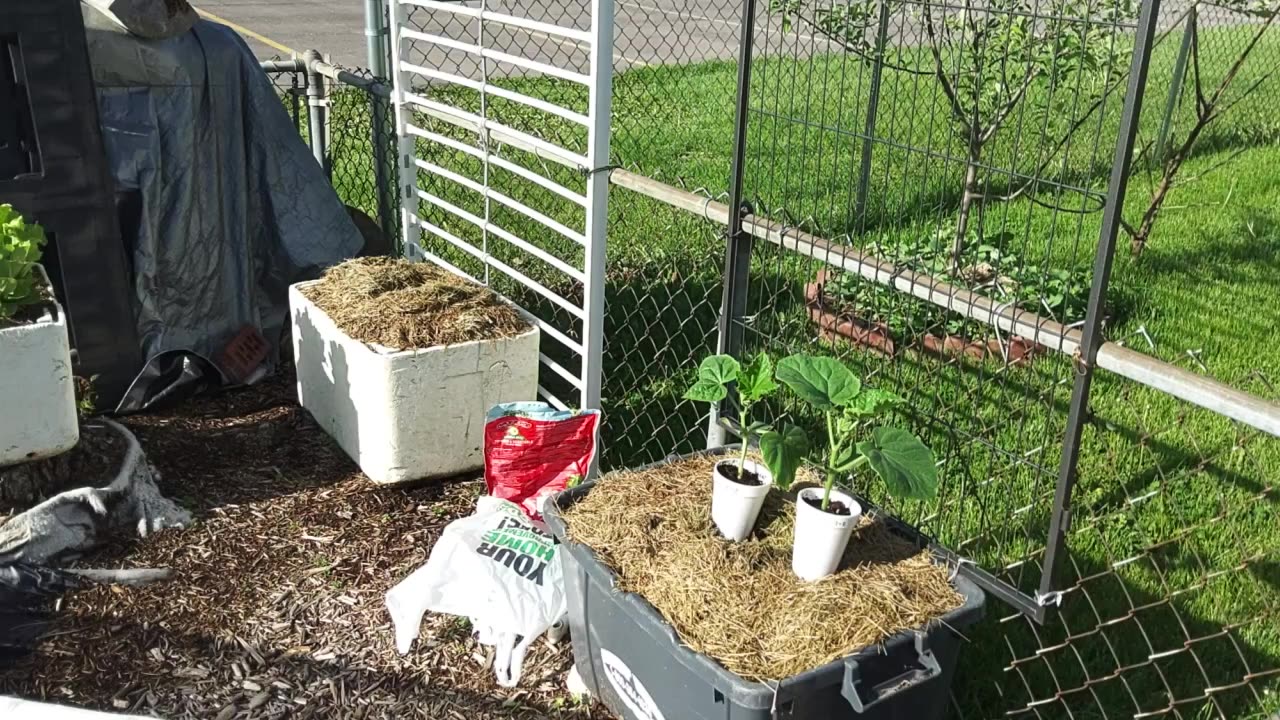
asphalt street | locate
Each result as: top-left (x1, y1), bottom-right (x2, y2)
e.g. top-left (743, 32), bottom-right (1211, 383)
top-left (193, 0), bottom-right (753, 71)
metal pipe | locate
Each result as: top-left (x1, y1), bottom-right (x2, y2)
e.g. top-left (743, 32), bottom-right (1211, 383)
top-left (854, 0), bottom-right (891, 225)
top-left (605, 169), bottom-right (1280, 440)
top-left (582, 0), bottom-right (615, 424)
top-left (1038, 0), bottom-right (1165, 616)
top-left (364, 0), bottom-right (394, 253)
top-left (1096, 345), bottom-right (1280, 436)
top-left (260, 59), bottom-right (306, 73)
top-left (364, 0), bottom-right (388, 77)
top-left (303, 50), bottom-right (328, 172)
top-left (1153, 6), bottom-right (1195, 165)
top-left (708, 0), bottom-right (759, 449)
top-left (312, 60), bottom-right (392, 96)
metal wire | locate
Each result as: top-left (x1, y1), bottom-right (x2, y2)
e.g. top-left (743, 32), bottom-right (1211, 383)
top-left (260, 0), bottom-right (1280, 712)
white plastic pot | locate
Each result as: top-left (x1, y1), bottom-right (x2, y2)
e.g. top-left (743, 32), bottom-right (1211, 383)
top-left (0, 265), bottom-right (79, 467)
top-left (289, 281), bottom-right (539, 484)
top-left (792, 486), bottom-right (863, 581)
top-left (711, 457), bottom-right (773, 541)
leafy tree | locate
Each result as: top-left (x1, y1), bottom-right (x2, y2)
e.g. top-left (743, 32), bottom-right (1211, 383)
top-left (1125, 0), bottom-right (1280, 257)
top-left (770, 0), bottom-right (1135, 268)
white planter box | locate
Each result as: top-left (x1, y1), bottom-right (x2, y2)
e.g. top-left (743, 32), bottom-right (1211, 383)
top-left (289, 281), bottom-right (540, 484)
top-left (0, 265), bottom-right (79, 467)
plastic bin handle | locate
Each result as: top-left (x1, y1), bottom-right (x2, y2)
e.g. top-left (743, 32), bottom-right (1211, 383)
top-left (840, 632), bottom-right (942, 713)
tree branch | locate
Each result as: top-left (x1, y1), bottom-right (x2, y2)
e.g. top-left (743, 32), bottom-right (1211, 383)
top-left (922, 1), bottom-right (974, 136)
top-left (980, 63), bottom-right (1041, 144)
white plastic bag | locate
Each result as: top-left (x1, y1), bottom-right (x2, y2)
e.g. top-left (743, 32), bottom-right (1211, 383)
top-left (386, 496), bottom-right (566, 687)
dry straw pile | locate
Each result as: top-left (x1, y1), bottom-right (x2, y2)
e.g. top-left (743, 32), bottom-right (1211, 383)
top-left (560, 453), bottom-right (964, 680)
top-left (302, 257), bottom-right (528, 350)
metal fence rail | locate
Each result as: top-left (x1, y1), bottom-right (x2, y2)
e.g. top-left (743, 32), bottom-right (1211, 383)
top-left (261, 0), bottom-right (1280, 712)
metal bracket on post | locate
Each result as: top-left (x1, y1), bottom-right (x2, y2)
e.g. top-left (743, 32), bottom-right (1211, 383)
top-left (708, 0), bottom-right (758, 450)
top-left (1036, 0), bottom-right (1164, 621)
top-left (303, 50), bottom-right (329, 176)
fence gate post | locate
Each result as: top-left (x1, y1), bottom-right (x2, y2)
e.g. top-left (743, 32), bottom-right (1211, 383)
top-left (364, 0), bottom-right (395, 252)
top-left (1036, 0), bottom-right (1164, 618)
top-left (708, 0), bottom-right (759, 449)
top-left (853, 0), bottom-right (891, 226)
top-left (303, 50), bottom-right (328, 175)
top-left (1153, 5), bottom-right (1196, 166)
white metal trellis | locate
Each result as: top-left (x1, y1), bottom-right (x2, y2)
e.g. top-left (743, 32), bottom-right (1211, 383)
top-left (387, 0), bottom-right (614, 413)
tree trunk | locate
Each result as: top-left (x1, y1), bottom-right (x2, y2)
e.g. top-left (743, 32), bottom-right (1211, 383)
top-left (952, 141), bottom-right (982, 270)
top-left (1130, 172), bottom-right (1174, 257)
top-left (1130, 113), bottom-right (1205, 258)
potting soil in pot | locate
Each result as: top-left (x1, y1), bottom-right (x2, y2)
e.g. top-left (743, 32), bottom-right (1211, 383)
top-left (299, 257), bottom-right (530, 350)
top-left (559, 453), bottom-right (964, 681)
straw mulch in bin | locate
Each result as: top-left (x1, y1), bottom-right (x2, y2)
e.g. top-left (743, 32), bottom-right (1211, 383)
top-left (560, 453), bottom-right (965, 681)
top-left (300, 257), bottom-right (529, 350)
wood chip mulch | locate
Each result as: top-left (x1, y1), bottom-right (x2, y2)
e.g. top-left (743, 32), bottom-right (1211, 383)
top-left (0, 372), bottom-right (613, 720)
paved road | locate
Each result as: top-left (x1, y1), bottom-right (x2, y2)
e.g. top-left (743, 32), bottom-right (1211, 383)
top-left (194, 0), bottom-right (753, 71)
top-left (196, 0), bottom-right (1227, 80)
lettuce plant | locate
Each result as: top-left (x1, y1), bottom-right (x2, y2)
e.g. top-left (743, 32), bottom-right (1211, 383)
top-left (0, 204), bottom-right (47, 321)
top-left (771, 354), bottom-right (938, 511)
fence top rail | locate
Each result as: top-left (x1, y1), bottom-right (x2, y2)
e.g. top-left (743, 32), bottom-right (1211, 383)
top-left (260, 57), bottom-right (393, 98)
top-left (606, 169), bottom-right (1280, 440)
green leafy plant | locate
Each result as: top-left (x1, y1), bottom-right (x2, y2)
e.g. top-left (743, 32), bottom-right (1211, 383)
top-left (769, 354), bottom-right (938, 511)
top-left (0, 204), bottom-right (48, 321)
top-left (768, 0), bottom-right (1135, 267)
top-left (824, 228), bottom-right (1092, 349)
top-left (684, 352), bottom-right (796, 480)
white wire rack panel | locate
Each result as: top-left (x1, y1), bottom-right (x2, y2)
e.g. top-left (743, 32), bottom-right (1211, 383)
top-left (388, 0), bottom-right (613, 412)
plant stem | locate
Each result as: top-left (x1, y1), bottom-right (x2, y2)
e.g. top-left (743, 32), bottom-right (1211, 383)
top-left (822, 413), bottom-right (841, 511)
top-left (739, 403), bottom-right (751, 472)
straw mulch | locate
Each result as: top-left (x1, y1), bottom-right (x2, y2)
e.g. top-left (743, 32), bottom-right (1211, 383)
top-left (560, 454), bottom-right (964, 681)
top-left (301, 257), bottom-right (529, 350)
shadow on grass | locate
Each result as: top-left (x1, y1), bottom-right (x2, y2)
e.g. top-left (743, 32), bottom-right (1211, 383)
top-left (1139, 207), bottom-right (1279, 282)
top-left (951, 524), bottom-right (1280, 720)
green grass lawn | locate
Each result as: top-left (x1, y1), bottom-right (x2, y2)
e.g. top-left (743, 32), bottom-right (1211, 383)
top-left (325, 22), bottom-right (1279, 718)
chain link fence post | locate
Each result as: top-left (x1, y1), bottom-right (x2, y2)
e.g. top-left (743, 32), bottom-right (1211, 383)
top-left (1038, 0), bottom-right (1165, 611)
top-left (303, 49), bottom-right (329, 175)
top-left (708, 0), bottom-right (759, 449)
top-left (1153, 4), bottom-right (1196, 166)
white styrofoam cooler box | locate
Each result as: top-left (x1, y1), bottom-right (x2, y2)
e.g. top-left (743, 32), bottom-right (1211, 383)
top-left (289, 281), bottom-right (540, 484)
top-left (0, 266), bottom-right (79, 467)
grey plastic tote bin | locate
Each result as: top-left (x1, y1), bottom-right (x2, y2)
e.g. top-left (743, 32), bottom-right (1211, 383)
top-left (544, 463), bottom-right (985, 720)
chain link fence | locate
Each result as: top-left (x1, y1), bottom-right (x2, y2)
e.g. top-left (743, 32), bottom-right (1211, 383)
top-left (262, 65), bottom-right (400, 251)
top-left (262, 0), bottom-right (1279, 714)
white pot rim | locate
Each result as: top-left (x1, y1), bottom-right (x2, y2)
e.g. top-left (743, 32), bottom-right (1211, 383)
top-left (797, 486), bottom-right (862, 517)
top-left (713, 457), bottom-right (773, 485)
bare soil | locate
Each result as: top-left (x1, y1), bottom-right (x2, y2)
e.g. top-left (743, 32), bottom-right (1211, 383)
top-left (1, 422), bottom-right (128, 517)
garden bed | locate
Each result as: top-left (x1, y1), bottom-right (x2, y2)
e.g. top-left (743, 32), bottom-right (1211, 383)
top-left (557, 453), bottom-right (964, 681)
top-left (0, 372), bottom-right (608, 720)
top-left (805, 269), bottom-right (1044, 365)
